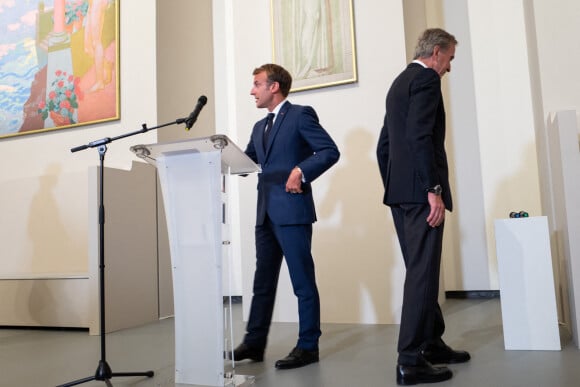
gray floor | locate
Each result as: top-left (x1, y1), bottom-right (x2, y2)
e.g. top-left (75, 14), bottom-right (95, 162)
top-left (1, 298), bottom-right (579, 387)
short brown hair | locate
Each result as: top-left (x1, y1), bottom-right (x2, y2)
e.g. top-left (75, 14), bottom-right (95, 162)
top-left (253, 63), bottom-right (293, 97)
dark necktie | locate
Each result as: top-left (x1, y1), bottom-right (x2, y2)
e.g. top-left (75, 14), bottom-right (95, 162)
top-left (263, 112), bottom-right (275, 151)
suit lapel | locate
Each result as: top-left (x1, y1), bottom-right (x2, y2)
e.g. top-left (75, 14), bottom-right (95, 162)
top-left (263, 102), bottom-right (291, 158)
top-left (256, 116), bottom-right (268, 160)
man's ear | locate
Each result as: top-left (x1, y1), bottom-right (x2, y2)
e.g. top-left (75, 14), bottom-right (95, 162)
top-left (270, 81), bottom-right (280, 94)
top-left (432, 45), bottom-right (441, 57)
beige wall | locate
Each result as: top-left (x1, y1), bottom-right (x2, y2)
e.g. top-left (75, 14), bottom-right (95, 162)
top-left (421, 0), bottom-right (580, 295)
top-left (217, 0), bottom-right (580, 325)
top-left (436, 1), bottom-right (491, 290)
top-left (0, 0), bottom-right (218, 317)
top-left (2, 0), bottom-right (580, 329)
top-left (531, 0), bottom-right (580, 340)
top-left (533, 0), bottom-right (580, 115)
top-left (155, 0), bottom-right (217, 316)
top-left (156, 0), bottom-right (215, 142)
top-left (0, 0), bottom-right (159, 278)
top-left (217, 0), bottom-right (408, 324)
top-left (467, 0), bottom-right (543, 289)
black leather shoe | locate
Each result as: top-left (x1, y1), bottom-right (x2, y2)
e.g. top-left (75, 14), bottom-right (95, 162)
top-left (421, 344), bottom-right (471, 364)
top-left (228, 343), bottom-right (264, 362)
top-left (274, 347), bottom-right (319, 369)
top-left (396, 363), bottom-right (452, 385)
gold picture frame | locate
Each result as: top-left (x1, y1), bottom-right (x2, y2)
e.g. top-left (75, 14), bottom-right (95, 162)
top-left (0, 0), bottom-right (119, 140)
top-left (271, 0), bottom-right (357, 93)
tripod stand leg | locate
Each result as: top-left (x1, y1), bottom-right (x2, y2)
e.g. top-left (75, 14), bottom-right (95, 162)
top-left (56, 364), bottom-right (154, 387)
top-left (56, 376), bottom-right (96, 387)
top-left (113, 371), bottom-right (156, 378)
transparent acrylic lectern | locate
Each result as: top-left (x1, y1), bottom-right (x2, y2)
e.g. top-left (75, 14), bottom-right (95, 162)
top-left (130, 135), bottom-right (260, 386)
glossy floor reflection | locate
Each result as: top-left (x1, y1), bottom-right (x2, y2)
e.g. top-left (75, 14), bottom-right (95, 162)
top-left (1, 298), bottom-right (579, 387)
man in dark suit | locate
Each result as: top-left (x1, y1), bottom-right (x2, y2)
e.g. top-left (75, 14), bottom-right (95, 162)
top-left (231, 63), bottom-right (339, 369)
top-left (376, 28), bottom-right (470, 385)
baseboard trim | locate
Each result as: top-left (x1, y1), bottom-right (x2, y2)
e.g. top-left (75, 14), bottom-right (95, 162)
top-left (223, 296), bottom-right (242, 304)
top-left (0, 325), bottom-right (88, 332)
top-left (446, 290), bottom-right (499, 299)
top-left (223, 293), bottom-right (500, 303)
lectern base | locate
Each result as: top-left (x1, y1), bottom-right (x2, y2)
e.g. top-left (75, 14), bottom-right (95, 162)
top-left (224, 373), bottom-right (255, 386)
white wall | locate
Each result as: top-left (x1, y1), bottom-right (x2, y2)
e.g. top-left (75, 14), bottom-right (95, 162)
top-left (438, 0), bottom-right (490, 291)
top-left (444, 0), bottom-right (580, 295)
top-left (3, 0), bottom-right (580, 331)
top-left (533, 0), bottom-right (580, 115)
top-left (532, 0), bottom-right (580, 342)
top-left (440, 0), bottom-right (580, 339)
top-left (217, 0), bottom-right (580, 326)
top-left (155, 0), bottom-right (219, 315)
top-left (214, 0), bottom-right (408, 324)
top-left (0, 1), bottom-right (158, 277)
top-left (466, 0), bottom-right (543, 289)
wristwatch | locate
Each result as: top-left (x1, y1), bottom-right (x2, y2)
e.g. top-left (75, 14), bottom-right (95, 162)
top-left (427, 184), bottom-right (442, 195)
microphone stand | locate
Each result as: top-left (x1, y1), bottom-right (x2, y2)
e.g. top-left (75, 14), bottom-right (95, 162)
top-left (59, 117), bottom-right (189, 387)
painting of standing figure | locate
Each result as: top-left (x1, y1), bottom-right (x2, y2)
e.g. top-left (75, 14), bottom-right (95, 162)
top-left (0, 0), bottom-right (118, 139)
top-left (271, 0), bottom-right (357, 92)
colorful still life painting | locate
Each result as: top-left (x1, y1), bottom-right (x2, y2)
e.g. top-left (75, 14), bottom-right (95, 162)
top-left (0, 0), bottom-right (118, 139)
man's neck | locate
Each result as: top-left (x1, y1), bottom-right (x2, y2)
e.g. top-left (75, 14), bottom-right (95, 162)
top-left (269, 99), bottom-right (287, 114)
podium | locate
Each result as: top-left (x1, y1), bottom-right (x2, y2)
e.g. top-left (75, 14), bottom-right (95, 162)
top-left (494, 216), bottom-right (561, 350)
top-left (131, 135), bottom-right (260, 386)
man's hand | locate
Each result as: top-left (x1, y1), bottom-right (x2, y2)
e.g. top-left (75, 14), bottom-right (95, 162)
top-left (285, 167), bottom-right (303, 194)
top-left (426, 193), bottom-right (445, 227)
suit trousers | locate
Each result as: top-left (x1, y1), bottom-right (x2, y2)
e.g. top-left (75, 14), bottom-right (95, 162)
top-left (244, 215), bottom-right (321, 351)
top-left (391, 203), bottom-right (446, 365)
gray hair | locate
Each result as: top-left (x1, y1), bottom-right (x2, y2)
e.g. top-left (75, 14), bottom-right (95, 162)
top-left (413, 28), bottom-right (458, 59)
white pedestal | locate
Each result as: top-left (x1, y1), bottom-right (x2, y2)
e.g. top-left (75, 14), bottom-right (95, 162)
top-left (494, 216), bottom-right (560, 350)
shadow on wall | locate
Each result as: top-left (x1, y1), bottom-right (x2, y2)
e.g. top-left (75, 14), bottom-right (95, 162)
top-left (27, 163), bottom-right (86, 274)
top-left (26, 163), bottom-right (86, 323)
top-left (314, 127), bottom-right (402, 324)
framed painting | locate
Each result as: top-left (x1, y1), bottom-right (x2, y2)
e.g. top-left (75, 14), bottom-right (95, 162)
top-left (271, 0), bottom-right (357, 93)
top-left (0, 0), bottom-right (119, 140)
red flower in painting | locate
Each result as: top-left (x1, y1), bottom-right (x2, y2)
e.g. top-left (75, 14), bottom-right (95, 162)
top-left (38, 69), bottom-right (82, 126)
top-left (60, 100), bottom-right (71, 110)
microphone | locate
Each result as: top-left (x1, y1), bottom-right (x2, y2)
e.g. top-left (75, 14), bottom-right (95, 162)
top-left (184, 95), bottom-right (208, 130)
